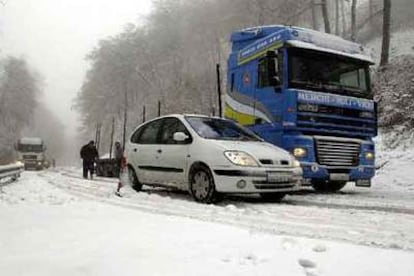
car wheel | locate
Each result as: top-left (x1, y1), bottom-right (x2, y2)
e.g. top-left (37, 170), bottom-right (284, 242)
top-left (259, 192), bottom-right (286, 202)
top-left (312, 180), bottom-right (346, 192)
top-left (189, 164), bottom-right (219, 203)
top-left (128, 166), bottom-right (142, 192)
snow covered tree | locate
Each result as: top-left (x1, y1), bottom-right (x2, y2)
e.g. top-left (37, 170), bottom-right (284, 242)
top-left (0, 57), bottom-right (40, 163)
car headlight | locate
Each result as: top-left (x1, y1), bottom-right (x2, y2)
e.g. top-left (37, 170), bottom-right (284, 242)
top-left (224, 151), bottom-right (259, 167)
top-left (293, 147), bottom-right (307, 158)
top-left (365, 152), bottom-right (374, 160)
top-left (293, 160), bottom-right (301, 168)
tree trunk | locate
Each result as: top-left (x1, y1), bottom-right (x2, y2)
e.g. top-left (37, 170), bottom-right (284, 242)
top-left (368, 0), bottom-right (376, 27)
top-left (321, 0), bottom-right (331, 33)
top-left (311, 0), bottom-right (319, 30)
top-left (340, 0), bottom-right (347, 36)
top-left (351, 0), bottom-right (357, 41)
top-left (380, 0), bottom-right (391, 66)
top-left (335, 0), bottom-right (340, 35)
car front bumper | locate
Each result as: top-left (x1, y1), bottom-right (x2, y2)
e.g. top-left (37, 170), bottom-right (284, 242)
top-left (212, 166), bottom-right (302, 193)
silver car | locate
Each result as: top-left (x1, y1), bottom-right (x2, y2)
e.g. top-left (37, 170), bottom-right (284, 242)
top-left (125, 114), bottom-right (302, 203)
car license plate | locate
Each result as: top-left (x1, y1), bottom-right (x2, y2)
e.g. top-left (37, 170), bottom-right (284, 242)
top-left (329, 173), bottom-right (349, 181)
top-left (267, 173), bottom-right (291, 183)
top-left (356, 179), bottom-right (371, 187)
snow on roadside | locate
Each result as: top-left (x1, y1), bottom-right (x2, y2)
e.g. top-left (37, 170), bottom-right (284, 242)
top-left (0, 172), bottom-right (413, 276)
top-left (375, 134), bottom-right (414, 193)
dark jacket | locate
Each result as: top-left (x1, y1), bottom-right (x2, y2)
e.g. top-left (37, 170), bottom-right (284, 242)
top-left (114, 144), bottom-right (123, 161)
top-left (80, 144), bottom-right (99, 162)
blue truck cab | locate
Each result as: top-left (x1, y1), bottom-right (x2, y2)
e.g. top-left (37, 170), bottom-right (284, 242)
top-left (225, 25), bottom-right (376, 191)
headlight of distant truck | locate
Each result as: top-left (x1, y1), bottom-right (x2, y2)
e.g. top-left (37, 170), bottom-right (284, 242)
top-left (224, 151), bottom-right (259, 167)
top-left (293, 147), bottom-right (307, 158)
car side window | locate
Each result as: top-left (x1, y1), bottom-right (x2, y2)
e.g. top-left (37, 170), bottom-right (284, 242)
top-left (137, 119), bottom-right (163, 144)
top-left (130, 127), bottom-right (144, 144)
top-left (160, 118), bottom-right (191, 144)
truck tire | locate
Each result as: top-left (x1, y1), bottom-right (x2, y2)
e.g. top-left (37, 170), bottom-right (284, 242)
top-left (312, 180), bottom-right (347, 192)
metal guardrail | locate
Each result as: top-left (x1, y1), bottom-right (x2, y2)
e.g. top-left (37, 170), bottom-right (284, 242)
top-left (0, 163), bottom-right (24, 182)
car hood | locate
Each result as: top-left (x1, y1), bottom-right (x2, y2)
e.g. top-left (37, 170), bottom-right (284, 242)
top-left (208, 140), bottom-right (293, 161)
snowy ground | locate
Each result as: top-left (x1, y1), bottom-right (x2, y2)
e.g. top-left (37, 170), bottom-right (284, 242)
top-left (1, 150), bottom-right (414, 275)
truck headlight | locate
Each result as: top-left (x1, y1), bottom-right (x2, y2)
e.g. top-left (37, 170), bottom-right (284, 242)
top-left (365, 152), bottom-right (374, 160)
top-left (293, 147), bottom-right (307, 158)
top-left (224, 151), bottom-right (259, 167)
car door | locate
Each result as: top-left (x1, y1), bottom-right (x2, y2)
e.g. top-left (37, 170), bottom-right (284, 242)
top-left (155, 117), bottom-right (192, 189)
top-left (129, 119), bottom-right (163, 184)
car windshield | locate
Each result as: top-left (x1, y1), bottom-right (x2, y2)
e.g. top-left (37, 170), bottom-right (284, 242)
top-left (185, 116), bottom-right (262, 141)
top-left (288, 48), bottom-right (371, 98)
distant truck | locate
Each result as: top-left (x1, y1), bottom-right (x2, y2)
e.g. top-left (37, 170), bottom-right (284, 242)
top-left (225, 25), bottom-right (377, 192)
top-left (15, 137), bottom-right (47, 170)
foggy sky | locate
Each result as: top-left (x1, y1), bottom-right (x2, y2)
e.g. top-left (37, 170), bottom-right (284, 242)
top-left (0, 0), bottom-right (151, 142)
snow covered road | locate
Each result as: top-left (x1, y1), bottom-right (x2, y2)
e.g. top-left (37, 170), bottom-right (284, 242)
top-left (41, 167), bottom-right (414, 251)
top-left (1, 167), bottom-right (413, 276)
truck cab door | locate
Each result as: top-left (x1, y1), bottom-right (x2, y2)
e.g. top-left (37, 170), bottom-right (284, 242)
top-left (253, 51), bottom-right (284, 145)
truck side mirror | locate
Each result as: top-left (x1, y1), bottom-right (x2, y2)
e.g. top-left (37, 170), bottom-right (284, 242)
top-left (259, 51), bottom-right (281, 88)
top-left (269, 57), bottom-right (280, 86)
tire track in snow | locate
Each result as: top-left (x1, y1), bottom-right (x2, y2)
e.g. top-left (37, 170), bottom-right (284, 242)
top-left (39, 170), bottom-right (414, 251)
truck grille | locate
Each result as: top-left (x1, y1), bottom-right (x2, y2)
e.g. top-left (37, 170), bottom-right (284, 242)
top-left (315, 138), bottom-right (360, 167)
top-left (23, 155), bottom-right (37, 160)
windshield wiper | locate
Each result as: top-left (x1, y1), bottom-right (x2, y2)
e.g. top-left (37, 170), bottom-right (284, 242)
top-left (291, 80), bottom-right (323, 90)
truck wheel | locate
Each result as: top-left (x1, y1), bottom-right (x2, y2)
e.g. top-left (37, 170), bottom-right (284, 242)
top-left (259, 192), bottom-right (286, 202)
top-left (312, 180), bottom-right (346, 192)
top-left (128, 167), bottom-right (142, 192)
top-left (189, 164), bottom-right (219, 204)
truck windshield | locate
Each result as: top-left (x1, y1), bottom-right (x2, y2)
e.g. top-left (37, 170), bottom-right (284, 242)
top-left (288, 48), bottom-right (371, 98)
top-left (17, 144), bottom-right (43, 152)
top-left (185, 116), bottom-right (262, 141)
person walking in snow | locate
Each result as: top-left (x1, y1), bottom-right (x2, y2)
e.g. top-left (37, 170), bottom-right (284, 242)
top-left (80, 140), bottom-right (99, 179)
top-left (114, 141), bottom-right (123, 177)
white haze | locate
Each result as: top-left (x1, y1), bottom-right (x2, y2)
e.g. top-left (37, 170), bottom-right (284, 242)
top-left (0, 0), bottom-right (151, 163)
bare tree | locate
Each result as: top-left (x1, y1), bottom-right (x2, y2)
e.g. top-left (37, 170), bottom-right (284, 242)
top-left (321, 0), bottom-right (331, 33)
top-left (311, 0), bottom-right (319, 30)
top-left (380, 0), bottom-right (391, 66)
top-left (351, 0), bottom-right (357, 41)
top-left (335, 0), bottom-right (340, 35)
top-left (340, 0), bottom-right (347, 36)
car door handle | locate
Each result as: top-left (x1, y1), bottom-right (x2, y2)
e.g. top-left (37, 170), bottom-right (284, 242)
top-left (157, 149), bottom-right (162, 153)
top-left (133, 148), bottom-right (137, 152)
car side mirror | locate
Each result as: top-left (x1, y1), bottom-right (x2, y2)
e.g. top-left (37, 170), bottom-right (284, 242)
top-left (173, 132), bottom-right (189, 142)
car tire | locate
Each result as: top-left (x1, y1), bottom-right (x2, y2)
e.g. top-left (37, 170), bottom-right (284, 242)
top-left (128, 166), bottom-right (142, 192)
top-left (259, 192), bottom-right (286, 202)
top-left (189, 164), bottom-right (219, 204)
top-left (312, 180), bottom-right (347, 192)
